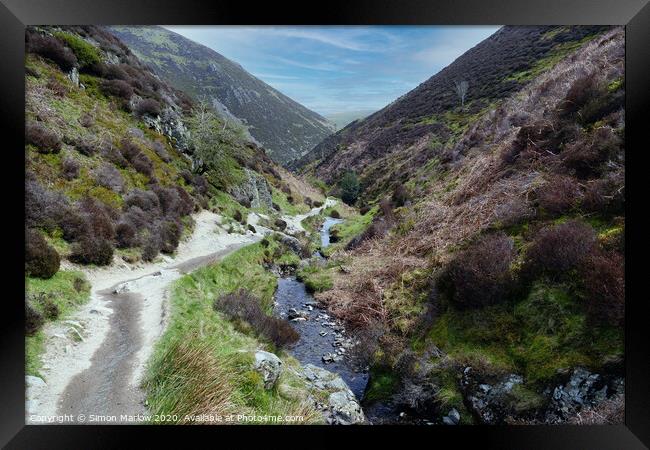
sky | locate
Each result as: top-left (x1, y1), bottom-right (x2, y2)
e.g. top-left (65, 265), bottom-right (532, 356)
top-left (164, 26), bottom-right (501, 118)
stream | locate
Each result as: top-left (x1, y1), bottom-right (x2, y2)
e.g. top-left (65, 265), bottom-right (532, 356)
top-left (273, 215), bottom-right (435, 425)
top-left (274, 217), bottom-right (369, 399)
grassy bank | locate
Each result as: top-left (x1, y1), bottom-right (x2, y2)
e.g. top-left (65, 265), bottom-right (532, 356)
top-left (25, 270), bottom-right (91, 377)
top-left (143, 239), bottom-right (324, 424)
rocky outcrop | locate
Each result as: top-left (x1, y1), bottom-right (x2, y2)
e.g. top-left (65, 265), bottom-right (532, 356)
top-left (543, 367), bottom-right (624, 423)
top-left (141, 107), bottom-right (191, 152)
top-left (253, 350), bottom-right (283, 389)
top-left (297, 363), bottom-right (365, 425)
top-left (460, 365), bottom-right (625, 424)
top-left (228, 168), bottom-right (273, 209)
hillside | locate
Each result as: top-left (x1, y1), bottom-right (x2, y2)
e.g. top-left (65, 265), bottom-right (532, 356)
top-left (108, 26), bottom-right (334, 165)
top-left (293, 26), bottom-right (610, 199)
top-left (291, 26), bottom-right (625, 424)
top-left (24, 25), bottom-right (325, 392)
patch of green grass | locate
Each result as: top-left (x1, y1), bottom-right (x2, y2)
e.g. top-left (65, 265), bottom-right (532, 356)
top-left (364, 367), bottom-right (399, 403)
top-left (297, 265), bottom-right (334, 293)
top-left (54, 32), bottom-right (101, 68)
top-left (321, 206), bottom-right (377, 256)
top-left (25, 270), bottom-right (91, 377)
top-left (144, 242), bottom-right (323, 423)
top-left (504, 34), bottom-right (598, 83)
top-left (271, 187), bottom-right (309, 215)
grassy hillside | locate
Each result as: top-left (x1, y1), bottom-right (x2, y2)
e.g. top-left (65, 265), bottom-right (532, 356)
top-left (294, 26), bottom-right (610, 201)
top-left (24, 25), bottom-right (320, 368)
top-left (295, 26), bottom-right (625, 424)
top-left (109, 26), bottom-right (334, 165)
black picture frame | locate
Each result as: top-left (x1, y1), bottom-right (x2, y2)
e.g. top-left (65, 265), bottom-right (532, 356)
top-left (2, 0), bottom-right (648, 447)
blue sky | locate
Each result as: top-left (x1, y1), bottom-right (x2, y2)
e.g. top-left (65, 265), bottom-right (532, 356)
top-left (165, 26), bottom-right (501, 117)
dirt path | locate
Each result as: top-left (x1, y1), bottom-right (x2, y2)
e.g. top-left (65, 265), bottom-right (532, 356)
top-left (26, 211), bottom-right (258, 424)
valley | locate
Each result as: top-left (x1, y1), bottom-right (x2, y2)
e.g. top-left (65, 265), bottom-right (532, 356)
top-left (24, 24), bottom-right (625, 426)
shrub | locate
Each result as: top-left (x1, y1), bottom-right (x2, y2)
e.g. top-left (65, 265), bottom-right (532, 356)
top-left (61, 157), bottom-right (80, 180)
top-left (25, 177), bottom-right (69, 231)
top-left (329, 209), bottom-right (340, 219)
top-left (535, 175), bottom-right (581, 215)
top-left (131, 153), bottom-right (154, 177)
top-left (100, 79), bottom-right (133, 100)
top-left (41, 295), bottom-right (60, 320)
top-left (443, 233), bottom-right (516, 309)
top-left (523, 220), bottom-right (596, 282)
top-left (25, 228), bottom-right (60, 279)
top-left (134, 98), bottom-right (161, 117)
top-left (151, 140), bottom-right (171, 162)
top-left (582, 176), bottom-right (624, 215)
top-left (359, 205), bottom-right (371, 215)
top-left (78, 197), bottom-right (115, 240)
top-left (159, 219), bottom-right (182, 253)
top-left (392, 183), bottom-right (410, 207)
top-left (101, 143), bottom-right (128, 168)
top-left (304, 197), bottom-right (313, 207)
top-left (313, 201), bottom-right (324, 208)
top-left (26, 32), bottom-right (77, 71)
top-left (115, 221), bottom-right (138, 248)
top-left (59, 208), bottom-right (90, 242)
top-left (560, 72), bottom-right (598, 116)
top-left (274, 218), bottom-right (287, 231)
top-left (69, 236), bottom-right (114, 265)
top-left (125, 189), bottom-right (160, 212)
top-left (142, 232), bottom-right (161, 261)
top-left (248, 224), bottom-right (257, 233)
top-left (94, 163), bottom-right (124, 193)
top-left (214, 289), bottom-right (299, 348)
top-left (74, 138), bottom-right (97, 156)
top-left (580, 250), bottom-right (624, 327)
top-left (26, 122), bottom-right (61, 154)
top-left (78, 113), bottom-right (94, 128)
top-left (154, 186), bottom-right (193, 218)
top-left (53, 31), bottom-right (101, 69)
top-left (25, 302), bottom-right (45, 336)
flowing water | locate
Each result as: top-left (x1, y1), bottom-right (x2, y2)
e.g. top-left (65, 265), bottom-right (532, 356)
top-left (273, 216), bottom-right (369, 399)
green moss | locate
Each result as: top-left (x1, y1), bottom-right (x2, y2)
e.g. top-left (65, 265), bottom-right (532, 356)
top-left (426, 281), bottom-right (623, 386)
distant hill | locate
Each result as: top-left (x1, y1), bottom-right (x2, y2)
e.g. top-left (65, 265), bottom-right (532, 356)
top-left (325, 110), bottom-right (376, 131)
top-left (109, 26), bottom-right (334, 166)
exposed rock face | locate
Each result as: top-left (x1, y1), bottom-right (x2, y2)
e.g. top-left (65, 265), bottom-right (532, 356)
top-left (328, 390), bottom-right (365, 425)
top-left (461, 368), bottom-right (525, 424)
top-left (298, 363), bottom-right (365, 425)
top-left (67, 67), bottom-right (79, 87)
top-left (253, 350), bottom-right (283, 389)
top-left (544, 367), bottom-right (624, 423)
top-left (141, 107), bottom-right (191, 152)
top-left (461, 366), bottom-right (625, 424)
top-left (228, 168), bottom-right (273, 210)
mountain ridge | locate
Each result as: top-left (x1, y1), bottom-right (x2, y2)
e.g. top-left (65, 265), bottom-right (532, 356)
top-left (108, 26), bottom-right (334, 166)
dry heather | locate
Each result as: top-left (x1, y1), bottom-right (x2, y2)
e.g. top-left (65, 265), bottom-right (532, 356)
top-left (318, 27), bottom-right (624, 334)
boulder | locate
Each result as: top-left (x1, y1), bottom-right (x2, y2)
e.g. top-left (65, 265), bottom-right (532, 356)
top-left (228, 168), bottom-right (273, 210)
top-left (327, 391), bottom-right (365, 425)
top-left (253, 350), bottom-right (283, 389)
